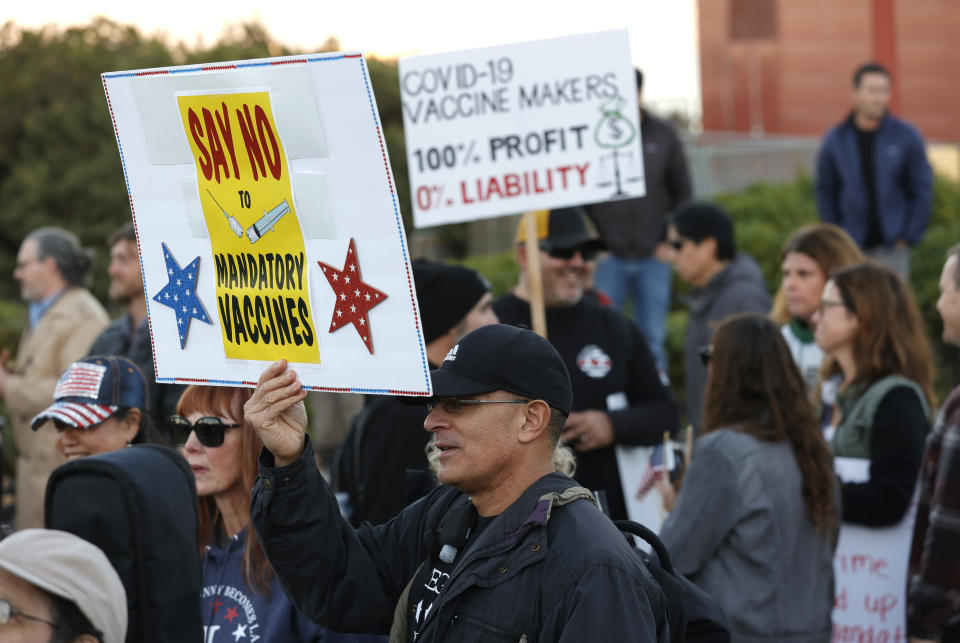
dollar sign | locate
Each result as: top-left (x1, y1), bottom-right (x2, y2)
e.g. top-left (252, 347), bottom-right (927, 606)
top-left (607, 116), bottom-right (623, 139)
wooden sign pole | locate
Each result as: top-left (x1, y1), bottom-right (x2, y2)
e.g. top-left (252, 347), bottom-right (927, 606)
top-left (523, 211), bottom-right (548, 339)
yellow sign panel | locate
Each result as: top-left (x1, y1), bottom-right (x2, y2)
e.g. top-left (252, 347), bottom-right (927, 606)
top-left (177, 92), bottom-right (320, 363)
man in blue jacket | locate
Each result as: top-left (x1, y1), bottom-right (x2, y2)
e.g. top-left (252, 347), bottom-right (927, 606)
top-left (246, 324), bottom-right (668, 641)
top-left (815, 61), bottom-right (932, 280)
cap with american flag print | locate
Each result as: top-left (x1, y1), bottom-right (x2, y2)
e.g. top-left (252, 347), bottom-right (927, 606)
top-left (30, 355), bottom-right (148, 430)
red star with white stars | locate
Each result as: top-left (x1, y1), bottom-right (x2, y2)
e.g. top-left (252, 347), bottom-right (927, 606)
top-left (317, 238), bottom-right (388, 354)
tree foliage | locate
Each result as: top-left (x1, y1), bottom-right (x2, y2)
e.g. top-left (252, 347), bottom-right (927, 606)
top-left (0, 18), bottom-right (411, 305)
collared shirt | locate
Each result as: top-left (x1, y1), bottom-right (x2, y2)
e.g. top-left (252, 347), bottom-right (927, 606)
top-left (27, 288), bottom-right (66, 330)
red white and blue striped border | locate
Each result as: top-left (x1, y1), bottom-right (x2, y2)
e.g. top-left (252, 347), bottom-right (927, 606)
top-left (102, 53), bottom-right (430, 396)
top-left (33, 402), bottom-right (118, 429)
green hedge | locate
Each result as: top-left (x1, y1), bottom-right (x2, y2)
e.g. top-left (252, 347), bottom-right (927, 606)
top-left (711, 173), bottom-right (960, 405)
top-left (2, 176), bottom-right (958, 424)
top-left (455, 174), bottom-right (960, 419)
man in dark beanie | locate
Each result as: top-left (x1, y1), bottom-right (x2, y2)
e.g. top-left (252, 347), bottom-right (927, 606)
top-left (665, 202), bottom-right (771, 430)
top-left (333, 259), bottom-right (497, 525)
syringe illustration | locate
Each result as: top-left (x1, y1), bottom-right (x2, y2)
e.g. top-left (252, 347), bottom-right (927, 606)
top-left (206, 190), bottom-right (244, 238)
top-left (246, 199), bottom-right (291, 244)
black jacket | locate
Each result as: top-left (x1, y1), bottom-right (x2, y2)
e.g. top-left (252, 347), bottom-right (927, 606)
top-left (89, 314), bottom-right (185, 434)
top-left (251, 437), bottom-right (669, 642)
top-left (585, 109), bottom-right (692, 259)
top-left (333, 394), bottom-right (432, 526)
top-left (494, 294), bottom-right (680, 520)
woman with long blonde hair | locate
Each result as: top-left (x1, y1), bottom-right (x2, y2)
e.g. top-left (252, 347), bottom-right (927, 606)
top-left (771, 224), bottom-right (864, 389)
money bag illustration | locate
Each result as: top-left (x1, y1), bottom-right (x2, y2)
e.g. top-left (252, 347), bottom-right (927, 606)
top-left (594, 96), bottom-right (639, 197)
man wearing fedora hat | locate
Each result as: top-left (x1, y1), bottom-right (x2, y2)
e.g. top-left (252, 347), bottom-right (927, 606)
top-left (247, 324), bottom-right (668, 641)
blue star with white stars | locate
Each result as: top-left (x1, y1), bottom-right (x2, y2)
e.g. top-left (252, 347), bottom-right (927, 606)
top-left (152, 242), bottom-right (212, 349)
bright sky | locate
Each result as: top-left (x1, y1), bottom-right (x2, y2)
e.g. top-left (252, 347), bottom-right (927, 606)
top-left (9, 0), bottom-right (701, 116)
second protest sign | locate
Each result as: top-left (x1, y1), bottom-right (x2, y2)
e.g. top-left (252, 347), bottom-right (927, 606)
top-left (400, 30), bottom-right (645, 228)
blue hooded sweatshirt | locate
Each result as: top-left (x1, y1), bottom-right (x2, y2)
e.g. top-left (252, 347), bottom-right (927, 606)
top-left (202, 527), bottom-right (385, 643)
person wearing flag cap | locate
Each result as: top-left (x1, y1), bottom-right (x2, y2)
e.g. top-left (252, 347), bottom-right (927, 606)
top-left (494, 206), bottom-right (679, 521)
top-left (333, 258), bottom-right (497, 526)
top-left (0, 227), bottom-right (109, 529)
top-left (31, 355), bottom-right (165, 461)
top-left (247, 324), bottom-right (668, 642)
top-left (0, 527), bottom-right (127, 643)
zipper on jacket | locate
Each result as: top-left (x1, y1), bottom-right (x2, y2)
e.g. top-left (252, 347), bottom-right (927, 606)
top-left (449, 614), bottom-right (526, 642)
top-left (417, 525), bottom-right (536, 636)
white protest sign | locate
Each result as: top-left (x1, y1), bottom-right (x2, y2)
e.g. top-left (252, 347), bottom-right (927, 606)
top-left (400, 30), bottom-right (644, 228)
top-left (616, 445), bottom-right (668, 537)
top-left (832, 457), bottom-right (917, 642)
top-left (103, 54), bottom-right (431, 395)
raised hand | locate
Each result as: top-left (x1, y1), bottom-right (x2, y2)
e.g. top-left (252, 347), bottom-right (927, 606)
top-left (244, 359), bottom-right (309, 467)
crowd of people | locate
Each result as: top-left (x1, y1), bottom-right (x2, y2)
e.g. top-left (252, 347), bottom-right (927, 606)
top-left (0, 60), bottom-right (955, 642)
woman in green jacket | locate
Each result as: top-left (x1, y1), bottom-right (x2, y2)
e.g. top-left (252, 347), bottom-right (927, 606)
top-left (813, 262), bottom-right (934, 526)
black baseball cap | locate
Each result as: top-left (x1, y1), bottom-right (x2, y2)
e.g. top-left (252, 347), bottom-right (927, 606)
top-left (428, 324), bottom-right (572, 414)
top-left (514, 207), bottom-right (607, 254)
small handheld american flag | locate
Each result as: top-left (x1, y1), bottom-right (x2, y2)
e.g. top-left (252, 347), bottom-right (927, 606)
top-left (635, 435), bottom-right (677, 501)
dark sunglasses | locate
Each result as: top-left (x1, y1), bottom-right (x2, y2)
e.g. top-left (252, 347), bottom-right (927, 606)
top-left (169, 415), bottom-right (241, 447)
top-left (425, 397), bottom-right (529, 414)
top-left (698, 344), bottom-right (713, 367)
top-left (541, 243), bottom-right (600, 262)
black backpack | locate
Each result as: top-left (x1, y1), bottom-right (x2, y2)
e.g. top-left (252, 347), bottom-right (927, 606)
top-left (615, 520), bottom-right (732, 643)
top-left (45, 444), bottom-right (203, 643)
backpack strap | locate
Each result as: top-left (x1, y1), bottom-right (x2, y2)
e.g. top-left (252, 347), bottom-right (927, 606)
top-left (389, 562), bottom-right (424, 643)
top-left (613, 520), bottom-right (675, 575)
top-left (535, 485), bottom-right (597, 522)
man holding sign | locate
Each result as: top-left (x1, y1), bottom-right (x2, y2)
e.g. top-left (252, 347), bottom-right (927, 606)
top-left (247, 324), bottom-right (668, 641)
top-left (493, 207), bottom-right (679, 521)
